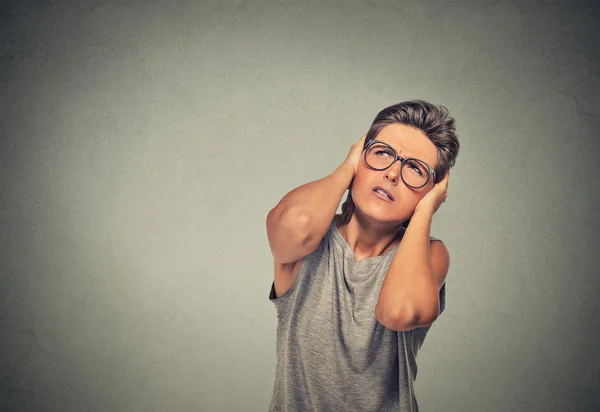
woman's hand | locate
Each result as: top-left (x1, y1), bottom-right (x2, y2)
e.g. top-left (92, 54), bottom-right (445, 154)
top-left (414, 170), bottom-right (449, 217)
top-left (343, 134), bottom-right (367, 177)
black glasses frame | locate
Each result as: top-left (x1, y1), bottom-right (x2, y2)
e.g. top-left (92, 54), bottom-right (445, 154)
top-left (363, 139), bottom-right (436, 189)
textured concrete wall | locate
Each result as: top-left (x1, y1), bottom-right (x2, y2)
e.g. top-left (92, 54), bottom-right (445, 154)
top-left (1, 0), bottom-right (599, 411)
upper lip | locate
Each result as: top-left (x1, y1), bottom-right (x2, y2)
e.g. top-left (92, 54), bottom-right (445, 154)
top-left (373, 186), bottom-right (394, 201)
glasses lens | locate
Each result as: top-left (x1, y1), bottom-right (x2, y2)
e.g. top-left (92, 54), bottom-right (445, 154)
top-left (365, 143), bottom-right (396, 170)
top-left (402, 159), bottom-right (430, 188)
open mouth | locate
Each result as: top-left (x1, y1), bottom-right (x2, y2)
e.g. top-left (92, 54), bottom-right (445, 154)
top-left (373, 187), bottom-right (394, 201)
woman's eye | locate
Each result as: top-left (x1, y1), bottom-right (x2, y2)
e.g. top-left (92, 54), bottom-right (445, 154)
top-left (406, 161), bottom-right (424, 176)
top-left (375, 150), bottom-right (393, 157)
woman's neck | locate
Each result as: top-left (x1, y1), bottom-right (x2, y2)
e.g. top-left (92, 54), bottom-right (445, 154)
top-left (335, 214), bottom-right (402, 260)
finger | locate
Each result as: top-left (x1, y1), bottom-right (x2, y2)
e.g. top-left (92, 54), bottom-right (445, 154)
top-left (441, 170), bottom-right (450, 188)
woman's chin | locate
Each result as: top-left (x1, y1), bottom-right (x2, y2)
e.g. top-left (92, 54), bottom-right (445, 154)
top-left (353, 204), bottom-right (404, 227)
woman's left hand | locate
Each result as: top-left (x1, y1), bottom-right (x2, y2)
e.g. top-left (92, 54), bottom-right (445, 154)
top-left (414, 171), bottom-right (449, 217)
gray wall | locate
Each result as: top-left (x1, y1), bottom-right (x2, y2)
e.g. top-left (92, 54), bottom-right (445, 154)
top-left (1, 0), bottom-right (599, 411)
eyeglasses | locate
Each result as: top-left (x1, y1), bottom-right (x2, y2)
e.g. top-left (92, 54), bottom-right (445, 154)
top-left (363, 140), bottom-right (436, 189)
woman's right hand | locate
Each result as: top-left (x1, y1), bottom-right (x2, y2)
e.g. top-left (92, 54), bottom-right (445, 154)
top-left (344, 134), bottom-right (367, 177)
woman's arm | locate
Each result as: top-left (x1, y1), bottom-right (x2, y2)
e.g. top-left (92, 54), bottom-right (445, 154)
top-left (375, 208), bottom-right (450, 331)
top-left (266, 161), bottom-right (354, 264)
top-left (266, 136), bottom-right (365, 264)
top-left (375, 172), bottom-right (451, 331)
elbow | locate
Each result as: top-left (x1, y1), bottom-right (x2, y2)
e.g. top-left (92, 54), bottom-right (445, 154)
top-left (375, 301), bottom-right (440, 332)
top-left (266, 206), bottom-right (313, 263)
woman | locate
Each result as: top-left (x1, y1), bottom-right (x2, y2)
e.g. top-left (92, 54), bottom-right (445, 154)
top-left (266, 100), bottom-right (460, 412)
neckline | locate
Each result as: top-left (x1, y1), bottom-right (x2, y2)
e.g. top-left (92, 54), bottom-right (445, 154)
top-left (330, 218), bottom-right (403, 265)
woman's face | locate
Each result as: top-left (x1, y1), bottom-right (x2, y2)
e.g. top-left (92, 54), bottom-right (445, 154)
top-left (351, 123), bottom-right (438, 227)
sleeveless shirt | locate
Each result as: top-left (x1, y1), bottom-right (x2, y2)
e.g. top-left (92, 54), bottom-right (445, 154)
top-left (268, 218), bottom-right (446, 412)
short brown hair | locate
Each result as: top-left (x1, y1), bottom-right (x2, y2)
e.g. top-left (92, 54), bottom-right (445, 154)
top-left (340, 100), bottom-right (460, 226)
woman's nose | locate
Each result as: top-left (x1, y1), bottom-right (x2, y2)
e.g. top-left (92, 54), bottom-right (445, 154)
top-left (384, 163), bottom-right (401, 183)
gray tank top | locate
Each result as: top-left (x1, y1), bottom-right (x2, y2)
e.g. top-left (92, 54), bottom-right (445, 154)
top-left (268, 217), bottom-right (446, 412)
